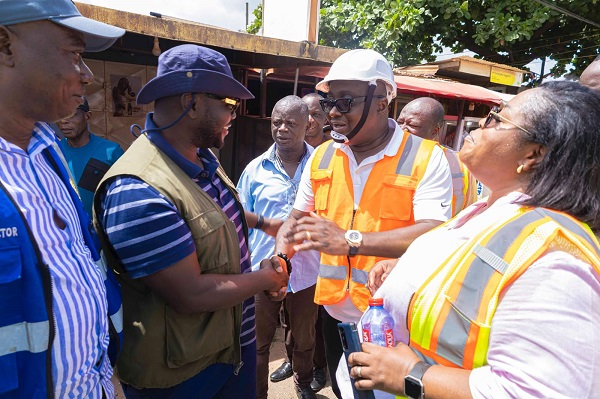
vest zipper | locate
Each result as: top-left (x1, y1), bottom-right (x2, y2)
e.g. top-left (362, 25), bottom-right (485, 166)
top-left (346, 209), bottom-right (357, 291)
top-left (233, 361), bottom-right (244, 375)
top-left (40, 263), bottom-right (57, 399)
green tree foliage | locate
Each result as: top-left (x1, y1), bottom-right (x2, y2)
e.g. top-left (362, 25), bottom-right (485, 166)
top-left (246, 3), bottom-right (262, 35)
top-left (318, 0), bottom-right (600, 75)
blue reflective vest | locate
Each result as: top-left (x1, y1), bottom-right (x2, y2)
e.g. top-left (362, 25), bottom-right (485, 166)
top-left (0, 145), bottom-right (122, 398)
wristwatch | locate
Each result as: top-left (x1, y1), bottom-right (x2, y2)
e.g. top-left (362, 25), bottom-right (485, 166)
top-left (344, 230), bottom-right (363, 257)
top-left (404, 361), bottom-right (432, 399)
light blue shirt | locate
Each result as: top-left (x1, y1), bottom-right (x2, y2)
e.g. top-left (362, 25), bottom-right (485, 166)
top-left (237, 143), bottom-right (320, 293)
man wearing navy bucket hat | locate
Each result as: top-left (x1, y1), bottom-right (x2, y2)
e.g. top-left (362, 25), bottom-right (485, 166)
top-left (0, 1), bottom-right (125, 398)
top-left (93, 44), bottom-right (289, 398)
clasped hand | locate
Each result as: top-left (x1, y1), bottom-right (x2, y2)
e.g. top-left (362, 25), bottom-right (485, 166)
top-left (259, 255), bottom-right (289, 301)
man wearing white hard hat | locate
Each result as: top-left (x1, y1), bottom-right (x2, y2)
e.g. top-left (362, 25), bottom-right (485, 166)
top-left (272, 49), bottom-right (453, 397)
top-left (0, 0), bottom-right (125, 397)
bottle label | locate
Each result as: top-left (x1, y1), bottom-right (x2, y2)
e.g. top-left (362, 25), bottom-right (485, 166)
top-left (384, 328), bottom-right (394, 348)
top-left (362, 328), bottom-right (371, 343)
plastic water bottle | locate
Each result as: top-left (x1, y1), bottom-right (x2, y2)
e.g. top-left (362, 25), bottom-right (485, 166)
top-left (361, 297), bottom-right (395, 347)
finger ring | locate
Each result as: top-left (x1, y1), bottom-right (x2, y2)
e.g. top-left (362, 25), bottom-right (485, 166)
top-left (356, 365), bottom-right (362, 379)
top-left (306, 230), bottom-right (312, 241)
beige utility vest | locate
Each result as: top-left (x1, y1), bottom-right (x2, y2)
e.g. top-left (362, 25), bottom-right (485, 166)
top-left (94, 134), bottom-right (244, 388)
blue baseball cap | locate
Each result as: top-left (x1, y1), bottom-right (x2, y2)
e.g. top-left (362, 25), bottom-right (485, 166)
top-left (137, 44), bottom-right (254, 104)
top-left (0, 0), bottom-right (125, 52)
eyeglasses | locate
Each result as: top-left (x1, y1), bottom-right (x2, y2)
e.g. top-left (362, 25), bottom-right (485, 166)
top-left (319, 95), bottom-right (386, 114)
top-left (483, 106), bottom-right (531, 135)
top-left (201, 93), bottom-right (240, 115)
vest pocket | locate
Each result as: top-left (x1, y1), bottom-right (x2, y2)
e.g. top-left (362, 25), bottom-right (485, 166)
top-left (380, 175), bottom-right (418, 221)
top-left (187, 210), bottom-right (235, 274)
top-left (311, 170), bottom-right (333, 211)
top-left (165, 306), bottom-right (234, 368)
top-left (437, 296), bottom-right (491, 368)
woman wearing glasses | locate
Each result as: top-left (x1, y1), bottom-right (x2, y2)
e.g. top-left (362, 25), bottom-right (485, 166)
top-left (341, 81), bottom-right (600, 399)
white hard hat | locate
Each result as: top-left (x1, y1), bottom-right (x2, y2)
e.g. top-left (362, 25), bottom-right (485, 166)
top-left (316, 49), bottom-right (397, 102)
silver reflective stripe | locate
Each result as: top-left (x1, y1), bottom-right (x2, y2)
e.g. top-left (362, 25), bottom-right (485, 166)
top-left (0, 321), bottom-right (49, 357)
top-left (395, 134), bottom-right (422, 176)
top-left (535, 208), bottom-right (600, 256)
top-left (110, 304), bottom-right (124, 334)
top-left (318, 264), bottom-right (346, 280)
top-left (436, 210), bottom-right (544, 365)
top-left (317, 142), bottom-right (336, 170)
top-left (444, 150), bottom-right (466, 212)
top-left (472, 244), bottom-right (509, 274)
top-left (351, 268), bottom-right (369, 285)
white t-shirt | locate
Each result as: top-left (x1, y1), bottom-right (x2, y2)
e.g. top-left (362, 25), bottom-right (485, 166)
top-left (293, 119), bottom-right (453, 322)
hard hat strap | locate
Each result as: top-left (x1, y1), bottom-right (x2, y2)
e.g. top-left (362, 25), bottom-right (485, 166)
top-left (331, 83), bottom-right (377, 144)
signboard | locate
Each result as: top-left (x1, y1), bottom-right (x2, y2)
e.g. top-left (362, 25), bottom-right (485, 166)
top-left (490, 66), bottom-right (523, 87)
top-left (262, 0), bottom-right (320, 42)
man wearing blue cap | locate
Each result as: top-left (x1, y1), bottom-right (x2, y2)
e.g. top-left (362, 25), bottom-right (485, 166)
top-left (93, 44), bottom-right (289, 398)
top-left (0, 0), bottom-right (125, 398)
top-left (58, 97), bottom-right (124, 217)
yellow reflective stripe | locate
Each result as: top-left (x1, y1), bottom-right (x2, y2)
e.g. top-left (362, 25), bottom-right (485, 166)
top-left (0, 321), bottom-right (49, 356)
top-left (434, 211), bottom-right (544, 366)
top-left (537, 208), bottom-right (600, 257)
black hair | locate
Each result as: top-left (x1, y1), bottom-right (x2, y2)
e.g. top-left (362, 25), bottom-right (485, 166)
top-left (518, 81), bottom-right (600, 232)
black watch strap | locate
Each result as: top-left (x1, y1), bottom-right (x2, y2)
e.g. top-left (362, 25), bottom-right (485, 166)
top-left (276, 252), bottom-right (292, 276)
top-left (348, 245), bottom-right (359, 257)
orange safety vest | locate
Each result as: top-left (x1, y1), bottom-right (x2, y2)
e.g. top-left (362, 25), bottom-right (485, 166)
top-left (442, 147), bottom-right (477, 217)
top-left (407, 207), bottom-right (600, 369)
top-left (311, 132), bottom-right (437, 312)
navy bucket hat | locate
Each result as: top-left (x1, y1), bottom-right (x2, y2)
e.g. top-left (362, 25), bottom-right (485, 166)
top-left (0, 0), bottom-right (125, 52)
top-left (137, 44), bottom-right (255, 105)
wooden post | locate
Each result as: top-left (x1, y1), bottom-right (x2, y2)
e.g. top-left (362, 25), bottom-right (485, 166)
top-left (308, 0), bottom-right (319, 43)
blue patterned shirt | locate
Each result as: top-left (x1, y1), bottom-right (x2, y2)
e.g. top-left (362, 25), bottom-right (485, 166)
top-left (0, 122), bottom-right (113, 398)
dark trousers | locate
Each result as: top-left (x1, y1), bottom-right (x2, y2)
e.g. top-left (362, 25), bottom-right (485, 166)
top-left (321, 309), bottom-right (343, 399)
top-left (255, 285), bottom-right (319, 399)
top-left (122, 340), bottom-right (257, 399)
top-left (285, 305), bottom-right (327, 370)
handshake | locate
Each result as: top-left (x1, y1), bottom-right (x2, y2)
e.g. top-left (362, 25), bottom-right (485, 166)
top-left (259, 253), bottom-right (292, 301)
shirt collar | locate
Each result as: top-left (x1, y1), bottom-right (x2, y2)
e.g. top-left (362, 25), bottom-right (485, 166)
top-left (332, 118), bottom-right (400, 157)
top-left (0, 122), bottom-right (58, 156)
top-left (264, 142), bottom-right (312, 166)
top-left (144, 112), bottom-right (217, 179)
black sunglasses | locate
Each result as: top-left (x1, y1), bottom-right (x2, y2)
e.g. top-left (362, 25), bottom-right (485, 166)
top-left (483, 106), bottom-right (531, 135)
top-left (319, 95), bottom-right (386, 114)
top-left (201, 93), bottom-right (240, 115)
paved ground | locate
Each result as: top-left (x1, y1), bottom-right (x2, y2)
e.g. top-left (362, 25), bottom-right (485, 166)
top-left (111, 326), bottom-right (338, 399)
top-left (266, 326), bottom-right (337, 399)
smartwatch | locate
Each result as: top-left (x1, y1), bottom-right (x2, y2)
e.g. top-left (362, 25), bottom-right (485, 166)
top-left (404, 361), bottom-right (432, 399)
top-left (344, 230), bottom-right (363, 257)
